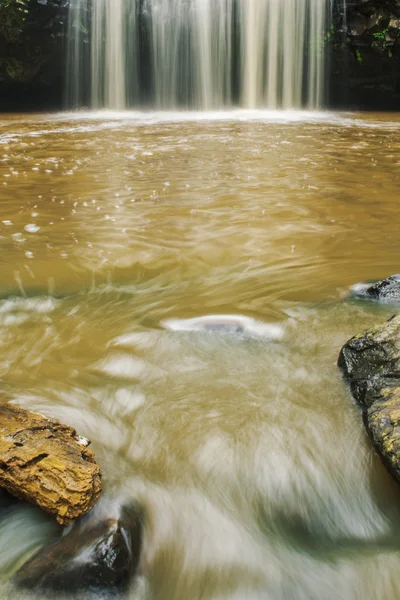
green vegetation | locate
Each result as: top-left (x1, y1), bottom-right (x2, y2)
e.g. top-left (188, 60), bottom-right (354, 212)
top-left (0, 0), bottom-right (65, 88)
top-left (0, 0), bottom-right (30, 83)
top-left (372, 27), bottom-right (395, 58)
top-left (373, 28), bottom-right (388, 42)
top-left (0, 0), bottom-right (29, 42)
top-left (4, 57), bottom-right (25, 81)
top-left (324, 23), bottom-right (335, 42)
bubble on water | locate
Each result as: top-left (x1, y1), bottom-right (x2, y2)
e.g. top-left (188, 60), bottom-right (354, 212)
top-left (24, 224), bottom-right (40, 233)
top-left (12, 233), bottom-right (26, 243)
top-left (25, 251), bottom-right (34, 259)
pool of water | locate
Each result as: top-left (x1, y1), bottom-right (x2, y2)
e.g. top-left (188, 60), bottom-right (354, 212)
top-left (0, 110), bottom-right (400, 599)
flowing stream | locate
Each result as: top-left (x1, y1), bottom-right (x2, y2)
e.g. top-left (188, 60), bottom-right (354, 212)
top-left (67, 0), bottom-right (328, 109)
top-left (0, 110), bottom-right (400, 599)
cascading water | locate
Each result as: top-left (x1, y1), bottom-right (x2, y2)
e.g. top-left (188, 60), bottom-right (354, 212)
top-left (67, 0), bottom-right (329, 110)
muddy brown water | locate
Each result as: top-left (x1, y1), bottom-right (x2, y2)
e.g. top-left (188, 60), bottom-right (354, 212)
top-left (0, 110), bottom-right (400, 599)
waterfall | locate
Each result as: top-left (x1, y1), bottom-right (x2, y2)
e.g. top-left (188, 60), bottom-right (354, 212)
top-left (67, 0), bottom-right (329, 110)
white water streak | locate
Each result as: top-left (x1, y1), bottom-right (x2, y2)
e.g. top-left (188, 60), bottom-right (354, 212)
top-left (67, 0), bottom-right (328, 110)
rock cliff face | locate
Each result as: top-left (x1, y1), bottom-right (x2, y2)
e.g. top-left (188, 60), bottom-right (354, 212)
top-left (0, 0), bottom-right (68, 111)
top-left (329, 0), bottom-right (400, 109)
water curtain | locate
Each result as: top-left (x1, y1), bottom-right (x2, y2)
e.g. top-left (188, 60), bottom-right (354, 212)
top-left (67, 0), bottom-right (329, 110)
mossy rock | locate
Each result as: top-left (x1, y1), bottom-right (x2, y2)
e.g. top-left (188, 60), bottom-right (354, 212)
top-left (339, 314), bottom-right (400, 484)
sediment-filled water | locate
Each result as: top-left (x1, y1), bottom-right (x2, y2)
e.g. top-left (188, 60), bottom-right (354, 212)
top-left (0, 111), bottom-right (400, 599)
top-left (67, 0), bottom-right (328, 109)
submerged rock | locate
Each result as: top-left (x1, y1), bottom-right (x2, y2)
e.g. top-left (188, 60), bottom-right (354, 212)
top-left (162, 314), bottom-right (284, 340)
top-left (338, 314), bottom-right (400, 483)
top-left (350, 274), bottom-right (400, 303)
top-left (0, 403), bottom-right (101, 525)
top-left (14, 503), bottom-right (142, 595)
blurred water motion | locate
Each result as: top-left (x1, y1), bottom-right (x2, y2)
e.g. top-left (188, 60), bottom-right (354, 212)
top-left (68, 0), bottom-right (326, 110)
top-left (0, 111), bottom-right (400, 599)
top-left (161, 314), bottom-right (284, 338)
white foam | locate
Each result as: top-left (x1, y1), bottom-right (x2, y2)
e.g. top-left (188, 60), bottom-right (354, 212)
top-left (24, 224), bottom-right (40, 234)
top-left (161, 314), bottom-right (284, 340)
top-left (0, 297), bottom-right (58, 314)
top-left (349, 283), bottom-right (371, 296)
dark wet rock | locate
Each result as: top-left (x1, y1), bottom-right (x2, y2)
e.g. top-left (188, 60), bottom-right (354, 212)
top-left (338, 314), bottom-right (400, 407)
top-left (339, 314), bottom-right (400, 483)
top-left (350, 275), bottom-right (400, 303)
top-left (14, 503), bottom-right (142, 596)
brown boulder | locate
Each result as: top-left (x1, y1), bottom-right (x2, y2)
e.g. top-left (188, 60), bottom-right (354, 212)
top-left (0, 402), bottom-right (101, 525)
